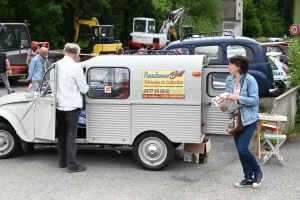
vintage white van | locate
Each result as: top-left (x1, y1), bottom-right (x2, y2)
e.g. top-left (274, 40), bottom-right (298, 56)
top-left (0, 55), bottom-right (230, 170)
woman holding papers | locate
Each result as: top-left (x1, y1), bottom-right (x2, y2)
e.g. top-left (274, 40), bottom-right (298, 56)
top-left (220, 55), bottom-right (263, 188)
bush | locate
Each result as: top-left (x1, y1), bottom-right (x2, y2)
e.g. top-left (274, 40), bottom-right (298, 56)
top-left (286, 40), bottom-right (300, 87)
top-left (286, 40), bottom-right (300, 138)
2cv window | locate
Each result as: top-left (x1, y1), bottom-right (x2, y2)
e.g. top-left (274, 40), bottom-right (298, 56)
top-left (40, 66), bottom-right (55, 98)
top-left (87, 67), bottom-right (130, 99)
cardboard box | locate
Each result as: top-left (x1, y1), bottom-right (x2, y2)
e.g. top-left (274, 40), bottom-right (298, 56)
top-left (183, 138), bottom-right (211, 164)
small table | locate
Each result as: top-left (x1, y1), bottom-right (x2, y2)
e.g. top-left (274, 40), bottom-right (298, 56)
top-left (254, 113), bottom-right (287, 160)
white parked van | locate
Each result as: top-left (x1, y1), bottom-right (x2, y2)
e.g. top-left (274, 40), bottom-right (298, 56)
top-left (0, 55), bottom-right (230, 170)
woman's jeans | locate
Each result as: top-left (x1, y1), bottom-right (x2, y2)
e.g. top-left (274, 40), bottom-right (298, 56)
top-left (234, 120), bottom-right (261, 180)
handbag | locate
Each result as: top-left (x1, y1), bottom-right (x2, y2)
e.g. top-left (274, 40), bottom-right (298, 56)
top-left (226, 74), bottom-right (247, 135)
top-left (226, 110), bottom-right (243, 135)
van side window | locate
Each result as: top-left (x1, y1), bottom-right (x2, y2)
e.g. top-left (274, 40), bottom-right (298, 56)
top-left (87, 67), bottom-right (130, 99)
top-left (194, 45), bottom-right (222, 62)
top-left (226, 45), bottom-right (254, 60)
top-left (212, 72), bottom-right (230, 89)
top-left (205, 72), bottom-right (230, 97)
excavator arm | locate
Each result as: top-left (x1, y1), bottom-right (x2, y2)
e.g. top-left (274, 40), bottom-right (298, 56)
top-left (159, 8), bottom-right (184, 40)
top-left (74, 16), bottom-right (99, 43)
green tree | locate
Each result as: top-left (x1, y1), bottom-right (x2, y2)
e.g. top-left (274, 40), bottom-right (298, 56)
top-left (243, 0), bottom-right (262, 37)
top-left (253, 0), bottom-right (284, 37)
top-left (244, 0), bottom-right (291, 38)
top-left (1, 0), bottom-right (294, 50)
top-left (0, 0), bottom-right (14, 22)
top-left (277, 0), bottom-right (294, 36)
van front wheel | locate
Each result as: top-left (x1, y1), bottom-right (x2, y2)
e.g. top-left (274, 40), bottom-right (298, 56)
top-left (0, 123), bottom-right (20, 159)
top-left (133, 132), bottom-right (174, 171)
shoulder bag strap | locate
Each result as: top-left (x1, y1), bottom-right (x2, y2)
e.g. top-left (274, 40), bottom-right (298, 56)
top-left (240, 73), bottom-right (247, 93)
top-left (238, 74), bottom-right (247, 112)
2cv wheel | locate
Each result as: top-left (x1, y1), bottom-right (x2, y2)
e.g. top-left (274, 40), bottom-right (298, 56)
top-left (133, 132), bottom-right (175, 171)
top-left (0, 123), bottom-right (20, 159)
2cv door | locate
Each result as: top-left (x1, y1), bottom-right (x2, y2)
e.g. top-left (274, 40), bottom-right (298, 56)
top-left (34, 65), bottom-right (57, 141)
top-left (85, 67), bottom-right (131, 144)
top-left (201, 67), bottom-right (231, 135)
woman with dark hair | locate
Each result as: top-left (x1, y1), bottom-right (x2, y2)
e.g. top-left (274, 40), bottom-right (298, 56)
top-left (220, 55), bottom-right (263, 188)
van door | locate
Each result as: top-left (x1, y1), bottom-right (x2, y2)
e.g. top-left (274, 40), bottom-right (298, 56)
top-left (34, 65), bottom-right (57, 141)
top-left (85, 67), bottom-right (131, 144)
top-left (201, 67), bottom-right (230, 135)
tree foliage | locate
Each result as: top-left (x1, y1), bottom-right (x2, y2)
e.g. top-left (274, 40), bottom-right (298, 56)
top-left (243, 0), bottom-right (262, 37)
top-left (0, 0), bottom-right (294, 50)
top-left (243, 0), bottom-right (293, 38)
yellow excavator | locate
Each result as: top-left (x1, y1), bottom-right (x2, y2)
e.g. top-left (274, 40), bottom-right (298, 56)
top-left (74, 16), bottom-right (122, 54)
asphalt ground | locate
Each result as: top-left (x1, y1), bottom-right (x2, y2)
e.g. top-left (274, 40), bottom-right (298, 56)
top-left (1, 79), bottom-right (299, 199)
top-left (1, 135), bottom-right (300, 200)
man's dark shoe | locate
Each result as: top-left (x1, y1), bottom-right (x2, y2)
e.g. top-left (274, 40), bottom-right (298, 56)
top-left (8, 90), bottom-right (15, 94)
top-left (59, 164), bottom-right (67, 168)
top-left (234, 179), bottom-right (253, 188)
top-left (68, 165), bottom-right (87, 173)
top-left (253, 172), bottom-right (263, 188)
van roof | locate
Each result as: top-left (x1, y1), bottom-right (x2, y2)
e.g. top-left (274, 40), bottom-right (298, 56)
top-left (80, 55), bottom-right (208, 69)
top-left (168, 36), bottom-right (259, 46)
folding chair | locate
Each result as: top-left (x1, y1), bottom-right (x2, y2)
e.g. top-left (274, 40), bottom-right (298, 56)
top-left (254, 114), bottom-right (287, 160)
top-left (259, 124), bottom-right (280, 150)
top-left (261, 133), bottom-right (286, 166)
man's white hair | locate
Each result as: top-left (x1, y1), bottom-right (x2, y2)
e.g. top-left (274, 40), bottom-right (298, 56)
top-left (63, 43), bottom-right (81, 54)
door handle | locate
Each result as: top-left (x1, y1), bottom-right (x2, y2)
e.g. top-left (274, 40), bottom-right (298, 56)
top-left (49, 102), bottom-right (53, 105)
top-left (201, 102), bottom-right (211, 107)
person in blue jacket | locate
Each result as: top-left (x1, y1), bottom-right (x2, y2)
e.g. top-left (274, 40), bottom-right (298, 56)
top-left (220, 55), bottom-right (263, 188)
top-left (27, 47), bottom-right (48, 91)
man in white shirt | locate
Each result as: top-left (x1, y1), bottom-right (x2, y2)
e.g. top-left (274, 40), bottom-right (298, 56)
top-left (56, 43), bottom-right (89, 173)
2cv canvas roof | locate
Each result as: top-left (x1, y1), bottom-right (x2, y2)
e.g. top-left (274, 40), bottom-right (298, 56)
top-left (79, 55), bottom-right (208, 70)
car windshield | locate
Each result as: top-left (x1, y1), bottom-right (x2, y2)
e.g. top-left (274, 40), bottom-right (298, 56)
top-left (147, 20), bottom-right (155, 33)
top-left (134, 19), bottom-right (146, 32)
top-left (100, 27), bottom-right (114, 37)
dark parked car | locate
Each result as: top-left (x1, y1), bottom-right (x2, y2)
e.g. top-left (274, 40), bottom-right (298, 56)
top-left (164, 32), bottom-right (277, 97)
top-left (260, 42), bottom-right (289, 65)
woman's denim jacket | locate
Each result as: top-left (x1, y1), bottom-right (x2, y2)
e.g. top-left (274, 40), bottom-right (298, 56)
top-left (225, 73), bottom-right (259, 126)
